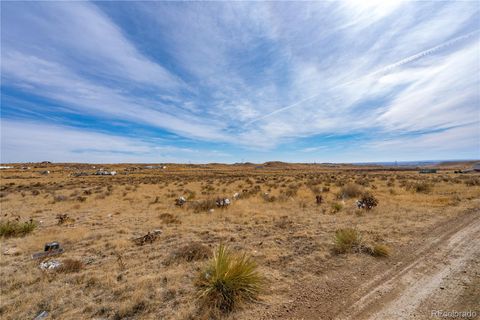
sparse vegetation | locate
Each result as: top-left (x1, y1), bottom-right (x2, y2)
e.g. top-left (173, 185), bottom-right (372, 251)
top-left (168, 243), bottom-right (211, 263)
top-left (0, 162), bottom-right (478, 319)
top-left (338, 183), bottom-right (363, 199)
top-left (57, 259), bottom-right (84, 273)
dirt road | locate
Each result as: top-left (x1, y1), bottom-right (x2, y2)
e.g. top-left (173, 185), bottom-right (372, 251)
top-left (261, 208), bottom-right (479, 320)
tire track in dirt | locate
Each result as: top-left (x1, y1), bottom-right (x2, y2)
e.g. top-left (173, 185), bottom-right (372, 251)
top-left (259, 208), bottom-right (479, 320)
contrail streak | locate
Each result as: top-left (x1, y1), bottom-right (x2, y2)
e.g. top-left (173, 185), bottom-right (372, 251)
top-left (245, 30), bottom-right (480, 126)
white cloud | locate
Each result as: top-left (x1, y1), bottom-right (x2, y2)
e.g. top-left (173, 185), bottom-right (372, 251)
top-left (1, 1), bottom-right (181, 89)
top-left (0, 120), bottom-right (231, 163)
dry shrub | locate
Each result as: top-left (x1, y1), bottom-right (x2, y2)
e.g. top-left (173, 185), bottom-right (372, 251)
top-left (189, 199), bottom-right (217, 212)
top-left (464, 177), bottom-right (480, 186)
top-left (57, 259), bottom-right (83, 273)
top-left (370, 244), bottom-right (390, 257)
top-left (283, 185), bottom-right (298, 198)
top-left (357, 193), bottom-right (378, 210)
top-left (331, 202), bottom-right (343, 213)
top-left (114, 300), bottom-right (147, 320)
top-left (56, 213), bottom-right (75, 225)
top-left (338, 183), bottom-right (363, 199)
top-left (168, 243), bottom-right (211, 263)
top-left (334, 229), bottom-right (391, 258)
top-left (159, 213), bottom-right (181, 224)
top-left (0, 219), bottom-right (37, 237)
top-left (407, 181), bottom-right (433, 193)
top-left (274, 216), bottom-right (293, 229)
top-left (195, 244), bottom-right (264, 315)
top-left (262, 193), bottom-right (276, 202)
top-left (333, 228), bottom-right (362, 254)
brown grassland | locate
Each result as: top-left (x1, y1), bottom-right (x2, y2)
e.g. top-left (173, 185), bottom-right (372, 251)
top-left (0, 162), bottom-right (479, 319)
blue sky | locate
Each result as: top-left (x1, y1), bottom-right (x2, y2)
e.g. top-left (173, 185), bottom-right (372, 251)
top-left (1, 1), bottom-right (479, 163)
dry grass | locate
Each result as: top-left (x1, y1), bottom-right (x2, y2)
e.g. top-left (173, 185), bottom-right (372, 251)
top-left (370, 244), bottom-right (391, 257)
top-left (333, 228), bottom-right (362, 254)
top-left (338, 183), bottom-right (363, 199)
top-left (0, 219), bottom-right (36, 237)
top-left (57, 259), bottom-right (83, 273)
top-left (168, 243), bottom-right (211, 263)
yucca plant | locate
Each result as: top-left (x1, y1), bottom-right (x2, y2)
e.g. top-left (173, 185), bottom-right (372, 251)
top-left (195, 244), bottom-right (264, 314)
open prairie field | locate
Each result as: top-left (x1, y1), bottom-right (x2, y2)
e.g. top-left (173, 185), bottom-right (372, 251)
top-left (1, 162), bottom-right (479, 320)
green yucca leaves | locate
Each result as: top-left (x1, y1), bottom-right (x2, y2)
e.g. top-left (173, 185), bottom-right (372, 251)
top-left (196, 244), bottom-right (264, 314)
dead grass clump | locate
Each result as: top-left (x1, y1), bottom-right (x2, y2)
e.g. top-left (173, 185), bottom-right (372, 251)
top-left (159, 213), bottom-right (181, 224)
top-left (57, 259), bottom-right (83, 273)
top-left (370, 244), bottom-right (391, 257)
top-left (195, 244), bottom-right (264, 315)
top-left (0, 219), bottom-right (37, 237)
top-left (56, 213), bottom-right (75, 225)
top-left (331, 202), bottom-right (343, 213)
top-left (406, 181), bottom-right (433, 193)
top-left (334, 229), bottom-right (391, 257)
top-left (333, 228), bottom-right (362, 254)
top-left (274, 216), bottom-right (293, 229)
top-left (114, 301), bottom-right (147, 320)
top-left (237, 185), bottom-right (261, 199)
top-left (262, 193), bottom-right (276, 202)
top-left (338, 183), bottom-right (363, 199)
top-left (169, 243), bottom-right (211, 263)
top-left (464, 177), bottom-right (480, 186)
top-left (189, 199), bottom-right (217, 212)
top-left (133, 230), bottom-right (162, 246)
top-left (284, 185), bottom-right (299, 198)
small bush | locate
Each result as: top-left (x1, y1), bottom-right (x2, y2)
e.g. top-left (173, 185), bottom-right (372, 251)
top-left (159, 213), bottom-right (181, 224)
top-left (56, 214), bottom-right (75, 225)
top-left (169, 243), bottom-right (211, 263)
top-left (331, 202), bottom-right (343, 213)
top-left (370, 244), bottom-right (390, 257)
top-left (195, 244), bottom-right (264, 315)
top-left (338, 183), bottom-right (363, 199)
top-left (333, 228), bottom-right (362, 254)
top-left (407, 182), bottom-right (432, 193)
top-left (0, 219), bottom-right (37, 238)
top-left (356, 193), bottom-right (378, 210)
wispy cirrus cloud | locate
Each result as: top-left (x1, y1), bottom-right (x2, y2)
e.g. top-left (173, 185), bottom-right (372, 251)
top-left (1, 1), bottom-right (479, 162)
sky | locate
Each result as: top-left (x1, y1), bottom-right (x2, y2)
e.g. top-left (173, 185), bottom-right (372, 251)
top-left (1, 1), bottom-right (479, 163)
